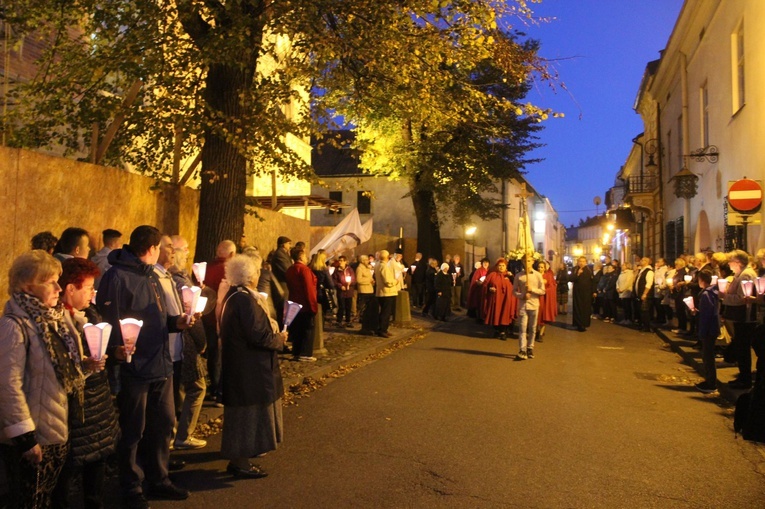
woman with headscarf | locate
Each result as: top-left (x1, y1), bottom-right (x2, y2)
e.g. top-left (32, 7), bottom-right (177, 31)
top-left (433, 262), bottom-right (453, 321)
top-left (482, 258), bottom-right (517, 340)
top-left (0, 250), bottom-right (86, 507)
top-left (219, 254), bottom-right (288, 478)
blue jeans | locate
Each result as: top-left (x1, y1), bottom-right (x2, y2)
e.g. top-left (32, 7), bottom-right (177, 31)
top-left (518, 307), bottom-right (538, 352)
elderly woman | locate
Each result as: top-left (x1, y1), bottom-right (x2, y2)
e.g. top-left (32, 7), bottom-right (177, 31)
top-left (0, 250), bottom-right (85, 507)
top-left (671, 257), bottom-right (690, 334)
top-left (355, 255), bottom-right (376, 335)
top-left (219, 254), bottom-right (288, 478)
top-left (433, 262), bottom-right (453, 321)
top-left (52, 258), bottom-right (118, 509)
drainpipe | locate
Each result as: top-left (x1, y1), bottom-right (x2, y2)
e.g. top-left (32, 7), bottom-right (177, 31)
top-left (680, 52), bottom-right (692, 252)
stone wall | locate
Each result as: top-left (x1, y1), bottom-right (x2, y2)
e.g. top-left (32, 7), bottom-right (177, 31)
top-left (0, 146), bottom-right (310, 298)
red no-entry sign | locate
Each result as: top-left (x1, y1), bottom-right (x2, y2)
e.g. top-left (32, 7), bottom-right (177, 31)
top-left (728, 178), bottom-right (763, 213)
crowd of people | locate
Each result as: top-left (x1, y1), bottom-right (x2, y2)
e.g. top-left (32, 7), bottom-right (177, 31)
top-left (563, 250), bottom-right (765, 395)
top-left (10, 223), bottom-right (760, 507)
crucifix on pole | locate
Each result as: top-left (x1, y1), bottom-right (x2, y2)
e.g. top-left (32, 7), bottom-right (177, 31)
top-left (516, 183), bottom-right (534, 276)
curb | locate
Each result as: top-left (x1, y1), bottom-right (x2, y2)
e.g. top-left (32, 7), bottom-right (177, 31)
top-left (282, 324), bottom-right (427, 388)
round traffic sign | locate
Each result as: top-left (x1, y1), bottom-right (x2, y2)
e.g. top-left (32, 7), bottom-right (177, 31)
top-left (728, 179), bottom-right (763, 213)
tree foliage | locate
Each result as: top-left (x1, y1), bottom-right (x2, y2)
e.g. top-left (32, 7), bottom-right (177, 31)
top-left (1, 0), bottom-right (550, 258)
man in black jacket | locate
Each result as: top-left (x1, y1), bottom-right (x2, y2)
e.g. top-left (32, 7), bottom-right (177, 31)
top-left (98, 225), bottom-right (194, 509)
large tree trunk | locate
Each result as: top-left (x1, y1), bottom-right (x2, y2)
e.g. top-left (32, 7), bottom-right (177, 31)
top-left (411, 181), bottom-right (442, 261)
top-left (194, 63), bottom-right (250, 262)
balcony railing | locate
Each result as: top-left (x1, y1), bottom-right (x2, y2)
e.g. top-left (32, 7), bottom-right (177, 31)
top-left (625, 174), bottom-right (658, 195)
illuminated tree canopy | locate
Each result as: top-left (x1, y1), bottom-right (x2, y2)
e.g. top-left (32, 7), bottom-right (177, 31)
top-left (1, 0), bottom-right (551, 259)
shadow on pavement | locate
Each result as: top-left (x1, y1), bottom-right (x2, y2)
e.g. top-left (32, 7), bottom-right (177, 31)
top-left (431, 347), bottom-right (515, 359)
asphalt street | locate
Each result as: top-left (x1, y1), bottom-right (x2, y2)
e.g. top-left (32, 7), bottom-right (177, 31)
top-left (151, 316), bottom-right (765, 508)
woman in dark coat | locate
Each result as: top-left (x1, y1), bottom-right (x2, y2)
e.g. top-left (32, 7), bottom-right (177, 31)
top-left (422, 258), bottom-right (439, 317)
top-left (53, 258), bottom-right (118, 509)
top-left (433, 263), bottom-right (453, 321)
top-left (571, 256), bottom-right (594, 332)
top-left (220, 254), bottom-right (288, 478)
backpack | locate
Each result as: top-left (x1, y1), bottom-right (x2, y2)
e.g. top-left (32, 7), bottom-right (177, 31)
top-left (734, 379), bottom-right (765, 442)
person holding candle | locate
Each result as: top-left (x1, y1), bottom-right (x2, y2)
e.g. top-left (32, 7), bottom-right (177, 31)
top-left (374, 250), bottom-right (398, 337)
top-left (670, 258), bottom-right (690, 334)
top-left (52, 258), bottom-right (119, 509)
top-left (331, 255), bottom-right (356, 328)
top-left (0, 251), bottom-right (85, 508)
top-left (536, 260), bottom-right (558, 340)
top-left (97, 225), bottom-right (195, 507)
top-left (219, 254), bottom-right (288, 478)
top-left (434, 262), bottom-right (453, 321)
top-left (555, 263), bottom-right (570, 315)
top-left (616, 262), bottom-right (635, 325)
top-left (410, 252), bottom-right (427, 308)
top-left (356, 255), bottom-right (377, 334)
top-left (482, 258), bottom-right (516, 340)
top-left (633, 257), bottom-right (654, 333)
top-left (692, 271), bottom-right (720, 393)
top-left (723, 250), bottom-right (759, 389)
top-left (449, 255), bottom-right (465, 310)
top-left (285, 249), bottom-right (319, 361)
top-left (467, 258), bottom-right (491, 320)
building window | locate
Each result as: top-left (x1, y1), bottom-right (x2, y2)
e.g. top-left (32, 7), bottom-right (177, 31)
top-left (700, 82), bottom-right (709, 147)
top-left (731, 20), bottom-right (745, 113)
top-left (328, 191), bottom-right (342, 215)
top-left (357, 191), bottom-right (371, 214)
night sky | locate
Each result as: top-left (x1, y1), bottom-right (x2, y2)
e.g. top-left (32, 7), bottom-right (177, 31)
top-left (516, 0), bottom-right (684, 228)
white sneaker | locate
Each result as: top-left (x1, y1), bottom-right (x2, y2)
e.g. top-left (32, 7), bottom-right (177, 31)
top-left (174, 437), bottom-right (207, 450)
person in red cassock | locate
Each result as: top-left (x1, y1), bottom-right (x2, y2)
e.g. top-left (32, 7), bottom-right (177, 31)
top-left (482, 258), bottom-right (517, 340)
top-left (467, 258), bottom-right (491, 320)
top-left (535, 260), bottom-right (558, 341)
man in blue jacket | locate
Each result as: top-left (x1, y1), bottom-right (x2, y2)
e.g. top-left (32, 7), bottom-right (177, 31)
top-left (98, 225), bottom-right (194, 509)
top-left (693, 271), bottom-right (719, 394)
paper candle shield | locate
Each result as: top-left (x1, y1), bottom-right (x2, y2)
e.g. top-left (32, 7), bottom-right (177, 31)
top-left (181, 286), bottom-right (202, 322)
top-left (683, 296), bottom-right (695, 311)
top-left (741, 280), bottom-right (754, 297)
top-left (757, 277), bottom-right (765, 295)
top-left (119, 318), bottom-right (143, 363)
top-left (711, 275), bottom-right (718, 286)
top-left (410, 265), bottom-right (416, 273)
top-left (479, 276), bottom-right (486, 283)
top-left (451, 273), bottom-right (457, 283)
top-left (194, 296), bottom-right (208, 314)
top-left (258, 292), bottom-right (269, 300)
top-left (684, 275), bottom-right (692, 283)
top-left (455, 266), bottom-right (461, 274)
top-left (282, 300), bottom-right (303, 332)
top-left (345, 275), bottom-right (352, 284)
top-left (83, 322), bottom-right (112, 361)
top-left (329, 266), bottom-right (336, 276)
top-left (717, 279), bottom-right (729, 293)
top-left (192, 262), bottom-right (207, 285)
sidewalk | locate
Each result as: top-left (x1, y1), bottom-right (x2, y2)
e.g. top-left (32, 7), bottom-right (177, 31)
top-left (653, 326), bottom-right (749, 404)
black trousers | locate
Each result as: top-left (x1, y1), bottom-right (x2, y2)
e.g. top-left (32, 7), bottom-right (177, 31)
top-left (411, 282), bottom-right (425, 307)
top-left (52, 457), bottom-right (107, 509)
top-left (637, 296), bottom-right (653, 331)
top-left (289, 311), bottom-right (315, 357)
top-left (359, 294), bottom-right (378, 332)
top-left (701, 333), bottom-right (718, 386)
top-left (733, 321), bottom-right (756, 381)
top-left (117, 377), bottom-right (175, 496)
top-left (202, 321), bottom-right (221, 398)
top-left (378, 296), bottom-right (396, 333)
top-left (336, 296), bottom-right (352, 323)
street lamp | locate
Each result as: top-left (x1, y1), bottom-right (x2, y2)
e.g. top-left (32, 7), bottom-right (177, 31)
top-left (465, 226), bottom-right (477, 269)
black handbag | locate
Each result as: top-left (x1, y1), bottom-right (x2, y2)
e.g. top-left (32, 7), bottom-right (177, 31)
top-left (320, 284), bottom-right (336, 310)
